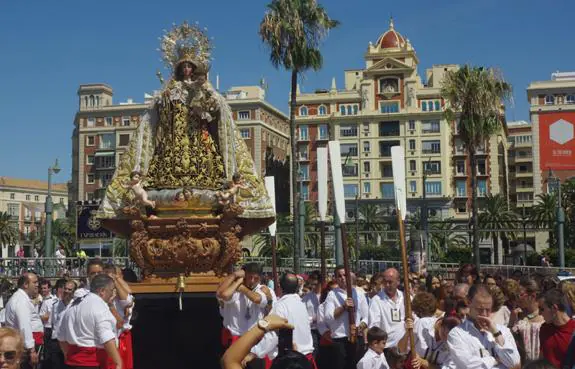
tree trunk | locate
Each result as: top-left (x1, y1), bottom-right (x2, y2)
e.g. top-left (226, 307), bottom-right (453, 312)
top-left (470, 149), bottom-right (481, 271)
top-left (290, 70), bottom-right (300, 273)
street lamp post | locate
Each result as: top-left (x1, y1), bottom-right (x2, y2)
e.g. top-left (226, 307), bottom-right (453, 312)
top-left (44, 159), bottom-right (61, 259)
top-left (522, 204), bottom-right (527, 266)
top-left (422, 164), bottom-right (429, 263)
top-left (548, 169), bottom-right (565, 269)
top-left (299, 170), bottom-right (306, 263)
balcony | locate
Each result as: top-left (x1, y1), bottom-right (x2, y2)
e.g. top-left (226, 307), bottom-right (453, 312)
top-left (512, 153), bottom-right (533, 162)
top-left (298, 152), bottom-right (309, 161)
top-left (342, 166), bottom-right (358, 177)
top-left (516, 186), bottom-right (534, 192)
top-left (317, 133), bottom-right (329, 141)
top-left (422, 148), bottom-right (441, 154)
top-left (298, 134), bottom-right (310, 142)
top-left (454, 146), bottom-right (466, 156)
top-left (455, 190), bottom-right (467, 198)
top-left (515, 171), bottom-right (533, 178)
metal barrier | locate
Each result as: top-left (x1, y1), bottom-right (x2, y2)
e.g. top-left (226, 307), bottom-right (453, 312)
top-left (0, 257), bottom-right (133, 279)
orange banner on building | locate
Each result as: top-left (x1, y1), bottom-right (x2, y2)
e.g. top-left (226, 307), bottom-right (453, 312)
top-left (539, 112), bottom-right (575, 170)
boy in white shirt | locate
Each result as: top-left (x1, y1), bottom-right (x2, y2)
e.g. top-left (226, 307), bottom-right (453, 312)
top-left (357, 327), bottom-right (389, 369)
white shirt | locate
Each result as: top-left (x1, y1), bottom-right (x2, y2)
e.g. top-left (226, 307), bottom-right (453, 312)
top-left (4, 289), bottom-right (41, 349)
top-left (423, 340), bottom-right (456, 369)
top-left (57, 292), bottom-right (116, 348)
top-left (252, 293), bottom-right (314, 359)
top-left (302, 291), bottom-right (320, 330)
top-left (447, 319), bottom-right (520, 369)
top-left (414, 316), bottom-right (438, 357)
top-left (357, 348), bottom-right (389, 369)
top-left (219, 284), bottom-right (274, 336)
top-left (317, 301), bottom-right (329, 335)
top-left (324, 287), bottom-right (369, 339)
top-left (39, 294), bottom-right (57, 328)
top-left (368, 290), bottom-right (406, 348)
top-left (51, 299), bottom-right (72, 341)
top-left (113, 295), bottom-right (134, 334)
top-left (74, 287), bottom-right (90, 299)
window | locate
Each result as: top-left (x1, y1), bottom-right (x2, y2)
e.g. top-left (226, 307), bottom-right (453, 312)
top-left (425, 181), bottom-right (442, 196)
top-left (379, 140), bottom-right (400, 157)
top-left (34, 195), bottom-right (39, 201)
top-left (340, 124), bottom-right (358, 137)
top-left (87, 117), bottom-right (95, 127)
top-left (240, 129), bottom-right (250, 138)
top-left (60, 198), bottom-right (64, 204)
top-left (300, 164), bottom-right (310, 180)
top-left (238, 111), bottom-right (250, 120)
top-left (105, 117), bottom-right (113, 126)
top-left (26, 194), bottom-right (30, 201)
top-left (100, 172), bottom-right (113, 187)
top-left (24, 208), bottom-right (31, 220)
top-left (318, 124), bottom-right (329, 140)
top-left (478, 179), bottom-right (487, 197)
top-left (456, 160), bottom-right (465, 175)
top-left (363, 141), bottom-right (371, 152)
top-left (99, 133), bottom-right (115, 149)
top-left (363, 122), bottom-right (370, 132)
top-left (34, 210), bottom-right (41, 220)
top-left (298, 146), bottom-right (309, 160)
top-left (96, 155), bottom-right (115, 169)
top-left (318, 105), bottom-right (327, 115)
top-left (299, 126), bottom-right (309, 140)
top-left (380, 102), bottom-right (399, 113)
top-left (379, 78), bottom-right (399, 94)
top-left (10, 193), bottom-right (15, 200)
top-left (340, 105), bottom-right (346, 115)
top-left (423, 161), bottom-right (441, 174)
top-left (456, 203), bottom-right (467, 213)
top-left (344, 184), bottom-right (358, 199)
top-left (87, 155), bottom-right (95, 165)
top-left (434, 101), bottom-right (441, 111)
top-left (381, 183), bottom-right (395, 199)
top-left (299, 106), bottom-right (308, 116)
top-left (567, 95), bottom-right (575, 104)
top-left (409, 180), bottom-right (417, 193)
top-left (408, 120), bottom-right (416, 130)
top-left (86, 136), bottom-right (95, 146)
top-left (545, 95), bottom-right (554, 105)
top-left (477, 159), bottom-right (486, 175)
top-left (456, 180), bottom-right (466, 197)
top-left (421, 120), bottom-right (440, 133)
top-left (379, 121), bottom-right (400, 136)
top-left (7, 203), bottom-right (19, 217)
top-left (86, 192), bottom-right (95, 201)
top-left (340, 104), bottom-right (359, 116)
top-left (87, 174), bottom-right (95, 184)
top-left (381, 163), bottom-right (393, 177)
top-left (301, 183), bottom-right (309, 200)
top-left (422, 140), bottom-right (441, 154)
top-left (409, 160), bottom-right (416, 171)
top-left (422, 101), bottom-right (427, 111)
top-left (122, 116), bottom-right (131, 126)
top-left (363, 161), bottom-right (371, 172)
top-left (343, 164), bottom-right (358, 177)
top-left (340, 143), bottom-right (358, 157)
top-left (518, 193), bottom-right (534, 201)
top-left (422, 100), bottom-right (440, 112)
top-left (409, 139), bottom-right (416, 150)
top-left (119, 134), bottom-right (130, 146)
top-left (363, 182), bottom-right (371, 194)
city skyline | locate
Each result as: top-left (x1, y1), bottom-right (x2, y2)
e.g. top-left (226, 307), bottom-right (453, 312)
top-left (1, 0), bottom-right (573, 181)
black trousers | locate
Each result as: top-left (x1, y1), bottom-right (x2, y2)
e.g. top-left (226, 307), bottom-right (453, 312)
top-left (329, 337), bottom-right (358, 369)
top-left (310, 329), bottom-right (321, 359)
top-left (44, 339), bottom-right (64, 369)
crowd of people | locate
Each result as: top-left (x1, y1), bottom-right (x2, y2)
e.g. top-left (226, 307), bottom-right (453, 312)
top-left (219, 263), bottom-right (575, 369)
top-left (0, 259), bottom-right (133, 369)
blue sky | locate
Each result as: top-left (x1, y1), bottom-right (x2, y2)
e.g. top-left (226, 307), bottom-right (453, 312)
top-left (0, 0), bottom-right (573, 182)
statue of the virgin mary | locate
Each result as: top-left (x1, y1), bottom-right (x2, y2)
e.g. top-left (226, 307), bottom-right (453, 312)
top-left (98, 22), bottom-right (275, 237)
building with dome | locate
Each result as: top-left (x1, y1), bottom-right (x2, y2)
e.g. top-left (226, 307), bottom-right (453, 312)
top-left (293, 19), bottom-right (509, 263)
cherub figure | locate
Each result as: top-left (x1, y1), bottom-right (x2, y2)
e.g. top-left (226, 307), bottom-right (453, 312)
top-left (173, 191), bottom-right (188, 207)
top-left (124, 171), bottom-right (155, 208)
top-left (215, 173), bottom-right (248, 206)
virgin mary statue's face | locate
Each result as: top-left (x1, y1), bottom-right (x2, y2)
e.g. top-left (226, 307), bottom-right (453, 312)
top-left (181, 62), bottom-right (194, 78)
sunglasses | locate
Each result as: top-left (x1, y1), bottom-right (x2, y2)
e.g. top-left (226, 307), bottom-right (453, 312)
top-left (0, 351), bottom-right (17, 361)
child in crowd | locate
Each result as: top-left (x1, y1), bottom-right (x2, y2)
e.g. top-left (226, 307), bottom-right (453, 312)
top-left (357, 327), bottom-right (389, 369)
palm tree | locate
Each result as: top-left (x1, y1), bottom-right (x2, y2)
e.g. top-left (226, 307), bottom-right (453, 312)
top-left (427, 219), bottom-right (468, 261)
top-left (0, 211), bottom-right (18, 250)
top-left (442, 65), bottom-right (512, 271)
top-left (357, 203), bottom-right (387, 245)
top-left (478, 194), bottom-right (518, 264)
top-left (51, 217), bottom-right (76, 256)
top-left (531, 193), bottom-right (557, 248)
top-left (260, 0), bottom-right (339, 272)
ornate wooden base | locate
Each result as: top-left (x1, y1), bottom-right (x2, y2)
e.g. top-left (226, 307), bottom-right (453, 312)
top-left (129, 204), bottom-right (244, 278)
top-left (129, 273), bottom-right (223, 294)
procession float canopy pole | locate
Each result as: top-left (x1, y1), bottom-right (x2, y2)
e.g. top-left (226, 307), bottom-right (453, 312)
top-left (317, 147), bottom-right (329, 284)
top-left (329, 141), bottom-right (356, 344)
top-left (391, 146), bottom-right (415, 354)
top-left (264, 176), bottom-right (279, 296)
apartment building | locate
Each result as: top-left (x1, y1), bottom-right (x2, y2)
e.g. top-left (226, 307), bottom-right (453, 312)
top-left (0, 177), bottom-right (68, 257)
top-left (293, 19), bottom-right (508, 221)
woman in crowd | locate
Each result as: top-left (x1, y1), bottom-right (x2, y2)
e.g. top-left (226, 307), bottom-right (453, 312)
top-left (412, 292), bottom-right (440, 360)
top-left (489, 285), bottom-right (511, 326)
top-left (455, 264), bottom-right (478, 285)
top-left (561, 281), bottom-right (575, 317)
top-left (0, 327), bottom-right (24, 369)
top-left (512, 277), bottom-right (544, 363)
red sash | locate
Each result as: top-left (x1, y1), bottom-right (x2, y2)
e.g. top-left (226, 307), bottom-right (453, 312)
top-left (220, 328), bottom-right (240, 348)
top-left (119, 330), bottom-right (133, 369)
top-left (96, 347), bottom-right (111, 369)
top-left (32, 331), bottom-right (44, 346)
top-left (65, 345), bottom-right (100, 367)
top-left (305, 353), bottom-right (318, 369)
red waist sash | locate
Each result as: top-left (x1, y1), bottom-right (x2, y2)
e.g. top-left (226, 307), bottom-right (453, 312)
top-left (65, 344), bottom-right (101, 367)
top-left (32, 331), bottom-right (44, 346)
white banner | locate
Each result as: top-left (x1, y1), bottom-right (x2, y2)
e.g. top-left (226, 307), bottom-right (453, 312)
top-left (264, 176), bottom-right (277, 236)
top-left (317, 147), bottom-right (329, 222)
top-left (391, 146), bottom-right (407, 220)
top-left (328, 141), bottom-right (346, 224)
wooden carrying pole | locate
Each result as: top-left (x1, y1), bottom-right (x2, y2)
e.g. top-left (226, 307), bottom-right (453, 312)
top-left (391, 146), bottom-right (415, 354)
top-left (320, 221), bottom-right (326, 284)
top-left (328, 141), bottom-right (356, 344)
top-left (264, 177), bottom-right (279, 295)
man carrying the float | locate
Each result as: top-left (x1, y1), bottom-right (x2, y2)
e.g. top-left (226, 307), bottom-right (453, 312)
top-left (57, 274), bottom-right (122, 369)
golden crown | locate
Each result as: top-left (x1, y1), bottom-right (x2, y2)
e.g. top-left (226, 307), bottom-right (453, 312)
top-left (159, 21), bottom-right (213, 74)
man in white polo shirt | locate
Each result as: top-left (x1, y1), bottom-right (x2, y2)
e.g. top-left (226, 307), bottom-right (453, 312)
top-left (368, 268), bottom-right (406, 348)
top-left (447, 284), bottom-right (520, 369)
top-left (246, 272), bottom-right (315, 367)
top-left (57, 274), bottom-right (122, 369)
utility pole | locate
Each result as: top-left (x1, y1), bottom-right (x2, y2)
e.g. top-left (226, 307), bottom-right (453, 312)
top-left (522, 204), bottom-right (527, 265)
top-left (549, 169), bottom-right (565, 269)
top-left (422, 161), bottom-right (429, 263)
